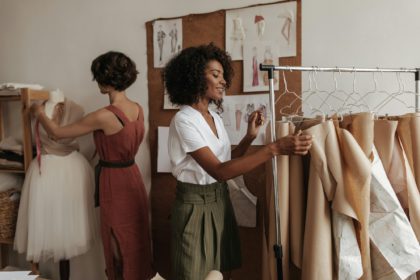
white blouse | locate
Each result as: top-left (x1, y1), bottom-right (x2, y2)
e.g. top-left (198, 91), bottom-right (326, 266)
top-left (168, 105), bottom-right (231, 184)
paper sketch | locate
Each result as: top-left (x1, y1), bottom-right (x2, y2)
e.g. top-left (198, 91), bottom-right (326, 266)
top-left (254, 15), bottom-right (265, 39)
top-left (220, 94), bottom-right (269, 145)
top-left (225, 1), bottom-right (297, 60)
top-left (153, 19), bottom-right (182, 68)
top-left (163, 88), bottom-right (179, 110)
top-left (157, 127), bottom-right (171, 173)
top-left (243, 40), bottom-right (279, 92)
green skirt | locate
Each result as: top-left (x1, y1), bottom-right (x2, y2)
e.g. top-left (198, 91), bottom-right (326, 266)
top-left (171, 181), bottom-right (242, 280)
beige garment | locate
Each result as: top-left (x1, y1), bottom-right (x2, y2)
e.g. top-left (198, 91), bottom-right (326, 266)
top-left (374, 119), bottom-right (420, 240)
top-left (227, 175), bottom-right (257, 228)
top-left (337, 112), bottom-right (374, 280)
top-left (288, 145), bottom-right (305, 269)
top-left (263, 121), bottom-right (292, 280)
top-left (369, 147), bottom-right (420, 279)
top-left (38, 98), bottom-right (83, 156)
top-left (397, 113), bottom-right (420, 190)
top-left (374, 120), bottom-right (409, 212)
top-left (289, 117), bottom-right (327, 271)
top-left (397, 113), bottom-right (420, 280)
top-left (301, 120), bottom-right (362, 280)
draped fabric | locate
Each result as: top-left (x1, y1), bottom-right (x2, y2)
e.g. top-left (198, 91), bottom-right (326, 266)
top-left (337, 113), bottom-right (374, 280)
top-left (262, 112), bottom-right (420, 280)
top-left (263, 122), bottom-right (292, 280)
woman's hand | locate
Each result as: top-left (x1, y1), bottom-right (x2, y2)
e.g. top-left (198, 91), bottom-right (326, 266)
top-left (30, 102), bottom-right (44, 118)
top-left (246, 110), bottom-right (265, 139)
top-left (269, 131), bottom-right (312, 156)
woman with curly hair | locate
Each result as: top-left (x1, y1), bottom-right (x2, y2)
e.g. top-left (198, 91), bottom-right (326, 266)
top-left (163, 43), bottom-right (312, 280)
top-left (31, 51), bottom-right (155, 280)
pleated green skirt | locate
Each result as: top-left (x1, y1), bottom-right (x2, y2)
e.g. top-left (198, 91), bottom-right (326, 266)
top-left (171, 181), bottom-right (242, 280)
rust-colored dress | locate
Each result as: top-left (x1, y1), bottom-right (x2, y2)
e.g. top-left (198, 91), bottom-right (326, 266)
top-left (94, 105), bottom-right (154, 280)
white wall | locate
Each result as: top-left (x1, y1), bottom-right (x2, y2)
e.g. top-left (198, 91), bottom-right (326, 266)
top-left (1, 0), bottom-right (420, 279)
top-left (301, 0), bottom-right (420, 116)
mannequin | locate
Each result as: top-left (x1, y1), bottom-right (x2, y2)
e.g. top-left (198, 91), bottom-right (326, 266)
top-left (14, 89), bottom-right (96, 280)
top-left (44, 88), bottom-right (65, 119)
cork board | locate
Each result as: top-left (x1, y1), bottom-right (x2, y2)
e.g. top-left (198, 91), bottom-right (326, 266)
top-left (146, 1), bottom-right (301, 278)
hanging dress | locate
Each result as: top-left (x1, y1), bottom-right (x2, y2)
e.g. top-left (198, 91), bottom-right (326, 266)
top-left (93, 104), bottom-right (154, 280)
top-left (14, 99), bottom-right (97, 262)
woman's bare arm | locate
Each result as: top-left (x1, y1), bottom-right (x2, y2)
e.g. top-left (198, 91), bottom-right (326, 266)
top-left (32, 103), bottom-right (108, 140)
top-left (191, 133), bottom-right (312, 181)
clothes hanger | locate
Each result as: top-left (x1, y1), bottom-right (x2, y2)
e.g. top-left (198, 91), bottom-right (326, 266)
top-left (317, 68), bottom-right (348, 117)
top-left (301, 67), bottom-right (328, 118)
top-left (338, 68), bottom-right (371, 114)
top-left (374, 70), bottom-right (416, 114)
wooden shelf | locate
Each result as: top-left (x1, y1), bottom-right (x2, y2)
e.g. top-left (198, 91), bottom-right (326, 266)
top-left (0, 88), bottom-right (49, 270)
top-left (0, 166), bottom-right (25, 173)
top-left (0, 96), bottom-right (21, 102)
top-left (0, 238), bottom-right (13, 245)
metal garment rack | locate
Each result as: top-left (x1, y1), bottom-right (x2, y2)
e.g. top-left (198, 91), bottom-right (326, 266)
top-left (259, 64), bottom-right (420, 280)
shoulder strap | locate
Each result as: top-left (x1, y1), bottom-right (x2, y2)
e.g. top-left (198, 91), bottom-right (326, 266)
top-left (135, 103), bottom-right (144, 121)
top-left (105, 105), bottom-right (127, 126)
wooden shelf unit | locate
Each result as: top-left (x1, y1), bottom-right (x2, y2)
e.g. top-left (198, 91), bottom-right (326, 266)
top-left (0, 88), bottom-right (49, 269)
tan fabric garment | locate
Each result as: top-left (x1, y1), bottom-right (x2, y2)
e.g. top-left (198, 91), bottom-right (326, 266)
top-left (288, 142), bottom-right (305, 269)
top-left (263, 121), bottom-right (292, 280)
top-left (374, 118), bottom-right (420, 240)
top-left (38, 99), bottom-right (83, 156)
top-left (369, 147), bottom-right (420, 279)
top-left (301, 120), bottom-right (362, 280)
top-left (337, 112), bottom-right (374, 280)
top-left (397, 113), bottom-right (420, 279)
top-left (397, 113), bottom-right (420, 190)
top-left (227, 175), bottom-right (257, 228)
top-left (374, 120), bottom-right (409, 213)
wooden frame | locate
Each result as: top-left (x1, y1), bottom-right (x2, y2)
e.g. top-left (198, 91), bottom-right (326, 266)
top-left (0, 88), bottom-right (49, 269)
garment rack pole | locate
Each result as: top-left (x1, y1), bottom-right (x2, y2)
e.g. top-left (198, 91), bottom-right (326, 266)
top-left (259, 63), bottom-right (420, 280)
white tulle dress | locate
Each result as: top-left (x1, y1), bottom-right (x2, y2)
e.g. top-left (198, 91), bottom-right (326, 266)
top-left (14, 99), bottom-right (97, 262)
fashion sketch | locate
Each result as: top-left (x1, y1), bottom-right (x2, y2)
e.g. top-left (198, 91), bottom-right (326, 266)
top-left (221, 94), bottom-right (270, 145)
top-left (157, 25), bottom-right (166, 62)
top-left (244, 40), bottom-right (279, 92)
top-left (169, 23), bottom-right (178, 54)
top-left (263, 46), bottom-right (276, 86)
top-left (153, 19), bottom-right (183, 68)
top-left (254, 15), bottom-right (265, 38)
top-left (225, 2), bottom-right (297, 60)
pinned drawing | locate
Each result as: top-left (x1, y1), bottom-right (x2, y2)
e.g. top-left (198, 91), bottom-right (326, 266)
top-left (226, 1), bottom-right (297, 60)
top-left (228, 16), bottom-right (246, 61)
top-left (243, 41), bottom-right (279, 92)
top-left (163, 89), bottom-right (179, 110)
top-left (169, 23), bottom-right (178, 54)
top-left (153, 19), bottom-right (182, 68)
top-left (279, 10), bottom-right (294, 45)
top-left (221, 94), bottom-right (269, 145)
top-left (254, 15), bottom-right (265, 39)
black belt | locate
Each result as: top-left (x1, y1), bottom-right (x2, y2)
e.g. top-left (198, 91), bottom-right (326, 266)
top-left (94, 159), bottom-right (135, 207)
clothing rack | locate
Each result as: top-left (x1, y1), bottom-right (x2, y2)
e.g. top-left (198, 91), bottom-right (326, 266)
top-left (259, 64), bottom-right (420, 280)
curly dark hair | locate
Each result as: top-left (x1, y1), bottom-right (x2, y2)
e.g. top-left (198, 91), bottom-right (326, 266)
top-left (91, 51), bottom-right (139, 91)
top-left (163, 43), bottom-right (233, 109)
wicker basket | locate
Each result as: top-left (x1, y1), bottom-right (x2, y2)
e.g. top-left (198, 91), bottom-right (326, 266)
top-left (0, 188), bottom-right (20, 240)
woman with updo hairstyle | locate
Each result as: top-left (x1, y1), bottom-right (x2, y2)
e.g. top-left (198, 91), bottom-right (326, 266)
top-left (164, 43), bottom-right (312, 280)
top-left (31, 51), bottom-right (155, 280)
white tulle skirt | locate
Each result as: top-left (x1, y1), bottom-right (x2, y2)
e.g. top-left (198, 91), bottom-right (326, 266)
top-left (14, 151), bottom-right (97, 262)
